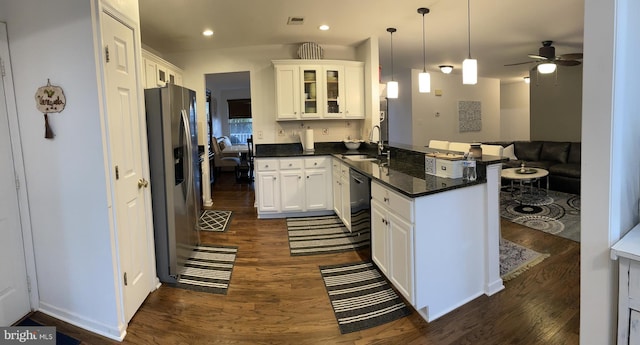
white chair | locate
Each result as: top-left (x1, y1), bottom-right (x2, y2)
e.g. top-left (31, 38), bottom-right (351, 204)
top-left (428, 140), bottom-right (450, 150)
top-left (481, 144), bottom-right (504, 157)
top-left (448, 142), bottom-right (471, 153)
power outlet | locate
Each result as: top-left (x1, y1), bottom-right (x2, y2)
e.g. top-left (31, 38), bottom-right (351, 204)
top-left (345, 121), bottom-right (351, 128)
top-left (257, 130), bottom-right (263, 139)
top-left (277, 129), bottom-right (285, 137)
top-left (322, 128), bottom-right (328, 135)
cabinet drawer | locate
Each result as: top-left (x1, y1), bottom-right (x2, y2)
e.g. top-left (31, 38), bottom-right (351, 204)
top-left (256, 159), bottom-right (278, 171)
top-left (371, 181), bottom-right (413, 222)
top-left (279, 158), bottom-right (303, 170)
top-left (305, 157), bottom-right (328, 169)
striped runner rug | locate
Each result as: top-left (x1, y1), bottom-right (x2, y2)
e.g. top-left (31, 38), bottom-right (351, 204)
top-left (319, 261), bottom-right (412, 334)
top-left (286, 211), bottom-right (370, 256)
top-left (173, 244), bottom-right (238, 294)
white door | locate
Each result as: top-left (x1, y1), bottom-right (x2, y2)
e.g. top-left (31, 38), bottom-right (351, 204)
top-left (280, 170), bottom-right (304, 212)
top-left (102, 12), bottom-right (151, 322)
top-left (0, 23), bottom-right (31, 325)
top-left (305, 169), bottom-right (329, 210)
top-left (257, 171), bottom-right (280, 212)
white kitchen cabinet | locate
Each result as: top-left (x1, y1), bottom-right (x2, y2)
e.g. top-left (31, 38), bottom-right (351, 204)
top-left (280, 171), bottom-right (304, 211)
top-left (142, 49), bottom-right (184, 88)
top-left (272, 60), bottom-right (364, 121)
top-left (256, 171), bottom-right (280, 213)
top-left (305, 157), bottom-right (331, 211)
top-left (371, 182), bottom-right (414, 302)
top-left (343, 64), bottom-right (365, 118)
top-left (371, 200), bottom-right (389, 276)
top-left (331, 158), bottom-right (351, 230)
top-left (611, 224), bottom-right (640, 345)
top-left (274, 64), bottom-right (300, 120)
top-left (256, 157), bottom-right (333, 218)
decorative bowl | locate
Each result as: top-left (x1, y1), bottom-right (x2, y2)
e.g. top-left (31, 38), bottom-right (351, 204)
top-left (343, 140), bottom-right (363, 150)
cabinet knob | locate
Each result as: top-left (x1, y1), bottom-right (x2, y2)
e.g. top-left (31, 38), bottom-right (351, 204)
top-left (273, 176), bottom-right (276, 180)
top-left (306, 176), bottom-right (309, 179)
top-left (384, 197), bottom-right (389, 203)
top-left (289, 163), bottom-right (292, 166)
top-left (265, 164), bottom-right (269, 168)
top-left (314, 162), bottom-right (318, 166)
top-left (298, 176), bottom-right (301, 179)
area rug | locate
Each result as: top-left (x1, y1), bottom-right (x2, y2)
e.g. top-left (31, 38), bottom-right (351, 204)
top-left (500, 238), bottom-right (550, 281)
top-left (319, 261), bottom-right (412, 334)
top-left (199, 210), bottom-right (232, 232)
top-left (172, 244), bottom-right (238, 294)
top-left (286, 212), bottom-right (370, 256)
top-left (16, 317), bottom-right (81, 345)
top-left (500, 189), bottom-right (580, 242)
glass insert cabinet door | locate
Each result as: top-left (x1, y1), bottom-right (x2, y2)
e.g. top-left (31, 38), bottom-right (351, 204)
top-left (302, 69), bottom-right (318, 116)
top-left (326, 68), bottom-right (340, 114)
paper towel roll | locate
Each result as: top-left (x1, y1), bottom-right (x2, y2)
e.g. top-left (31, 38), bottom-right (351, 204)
top-left (304, 128), bottom-right (314, 151)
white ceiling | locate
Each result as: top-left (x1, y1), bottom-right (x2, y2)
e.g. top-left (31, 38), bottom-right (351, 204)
top-left (139, 0), bottom-right (584, 84)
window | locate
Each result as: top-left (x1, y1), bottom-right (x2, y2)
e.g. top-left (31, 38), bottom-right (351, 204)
top-left (227, 99), bottom-right (252, 144)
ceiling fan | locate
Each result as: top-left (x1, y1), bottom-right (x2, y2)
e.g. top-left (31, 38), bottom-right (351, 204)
top-left (505, 41), bottom-right (583, 69)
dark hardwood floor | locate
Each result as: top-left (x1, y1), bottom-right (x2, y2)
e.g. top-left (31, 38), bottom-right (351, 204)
top-left (28, 172), bottom-right (580, 344)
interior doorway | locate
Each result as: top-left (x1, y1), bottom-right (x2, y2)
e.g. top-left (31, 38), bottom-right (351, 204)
top-left (205, 71), bottom-right (251, 148)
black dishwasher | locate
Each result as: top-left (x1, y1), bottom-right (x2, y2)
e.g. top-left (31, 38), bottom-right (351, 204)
top-left (349, 168), bottom-right (371, 232)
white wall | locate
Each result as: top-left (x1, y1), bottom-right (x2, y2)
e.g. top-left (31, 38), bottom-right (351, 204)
top-left (0, 0), bottom-right (139, 339)
top-left (165, 44), bottom-right (371, 145)
top-left (500, 81), bottom-right (530, 141)
top-left (410, 69), bottom-right (501, 148)
top-left (581, 0), bottom-right (640, 343)
top-left (388, 69), bottom-right (413, 146)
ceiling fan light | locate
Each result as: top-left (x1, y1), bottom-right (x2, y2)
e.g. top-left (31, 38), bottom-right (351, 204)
top-left (439, 65), bottom-right (453, 74)
top-left (387, 81), bottom-right (398, 99)
top-left (537, 62), bottom-right (557, 74)
top-left (462, 58), bottom-right (477, 85)
top-left (419, 72), bottom-right (431, 93)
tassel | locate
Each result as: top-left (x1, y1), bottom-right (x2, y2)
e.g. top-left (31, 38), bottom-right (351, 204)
top-left (44, 113), bottom-right (54, 139)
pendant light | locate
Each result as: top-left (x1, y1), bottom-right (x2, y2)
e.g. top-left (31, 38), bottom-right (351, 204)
top-left (462, 0), bottom-right (477, 85)
top-left (386, 28), bottom-right (398, 99)
top-left (417, 8), bottom-right (431, 93)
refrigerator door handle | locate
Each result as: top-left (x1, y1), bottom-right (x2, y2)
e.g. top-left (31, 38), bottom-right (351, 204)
top-left (181, 109), bottom-right (193, 205)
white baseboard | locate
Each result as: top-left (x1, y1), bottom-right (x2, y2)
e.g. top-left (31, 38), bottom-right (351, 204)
top-left (38, 302), bottom-right (125, 341)
top-left (485, 279), bottom-right (505, 296)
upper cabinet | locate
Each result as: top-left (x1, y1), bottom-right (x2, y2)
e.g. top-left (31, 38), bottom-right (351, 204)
top-left (142, 50), bottom-right (184, 89)
top-left (273, 60), bottom-right (365, 121)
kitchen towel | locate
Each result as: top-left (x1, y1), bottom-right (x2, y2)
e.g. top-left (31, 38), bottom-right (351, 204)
top-left (303, 128), bottom-right (314, 151)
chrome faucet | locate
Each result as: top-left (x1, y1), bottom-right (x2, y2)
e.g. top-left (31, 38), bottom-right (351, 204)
top-left (370, 125), bottom-right (384, 156)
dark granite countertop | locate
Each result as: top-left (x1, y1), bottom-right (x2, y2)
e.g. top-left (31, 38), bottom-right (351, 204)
top-left (254, 141), bottom-right (504, 198)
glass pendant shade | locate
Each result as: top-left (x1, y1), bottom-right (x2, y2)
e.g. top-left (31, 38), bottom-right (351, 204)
top-left (462, 58), bottom-right (477, 85)
top-left (387, 81), bottom-right (399, 99)
top-left (419, 72), bottom-right (431, 93)
top-left (537, 63), bottom-right (557, 74)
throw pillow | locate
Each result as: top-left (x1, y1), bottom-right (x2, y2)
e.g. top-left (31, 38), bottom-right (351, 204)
top-left (218, 140), bottom-right (226, 151)
top-left (503, 144), bottom-right (517, 160)
top-left (221, 136), bottom-right (232, 148)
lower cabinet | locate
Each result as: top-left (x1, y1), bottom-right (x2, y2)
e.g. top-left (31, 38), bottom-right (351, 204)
top-left (371, 189), bottom-right (414, 302)
top-left (256, 156), bottom-right (332, 217)
top-left (332, 158), bottom-right (351, 231)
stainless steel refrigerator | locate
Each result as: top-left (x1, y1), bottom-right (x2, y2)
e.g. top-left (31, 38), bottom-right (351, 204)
top-left (145, 84), bottom-right (201, 283)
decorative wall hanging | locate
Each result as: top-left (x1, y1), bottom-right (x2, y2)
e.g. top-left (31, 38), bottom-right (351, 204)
top-left (458, 100), bottom-right (481, 132)
top-left (35, 79), bottom-right (66, 139)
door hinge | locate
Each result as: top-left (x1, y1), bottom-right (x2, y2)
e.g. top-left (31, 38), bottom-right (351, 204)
top-left (26, 275), bottom-right (31, 292)
top-left (0, 58), bottom-right (5, 77)
top-left (15, 172), bottom-right (20, 190)
top-left (115, 165), bottom-right (119, 180)
top-left (105, 45), bottom-right (110, 63)
top-left (124, 272), bottom-right (128, 286)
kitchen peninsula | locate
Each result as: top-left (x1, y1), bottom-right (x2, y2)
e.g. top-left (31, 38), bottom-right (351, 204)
top-left (254, 141), bottom-right (505, 323)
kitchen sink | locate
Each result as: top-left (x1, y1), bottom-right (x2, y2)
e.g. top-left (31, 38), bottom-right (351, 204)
top-left (342, 154), bottom-right (378, 162)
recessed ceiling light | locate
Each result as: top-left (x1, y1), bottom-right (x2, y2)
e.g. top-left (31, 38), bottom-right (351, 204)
top-left (319, 24), bottom-right (330, 31)
top-left (203, 29), bottom-right (214, 37)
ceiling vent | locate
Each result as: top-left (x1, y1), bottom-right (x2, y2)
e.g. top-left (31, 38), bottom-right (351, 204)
top-left (287, 17), bottom-right (305, 25)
